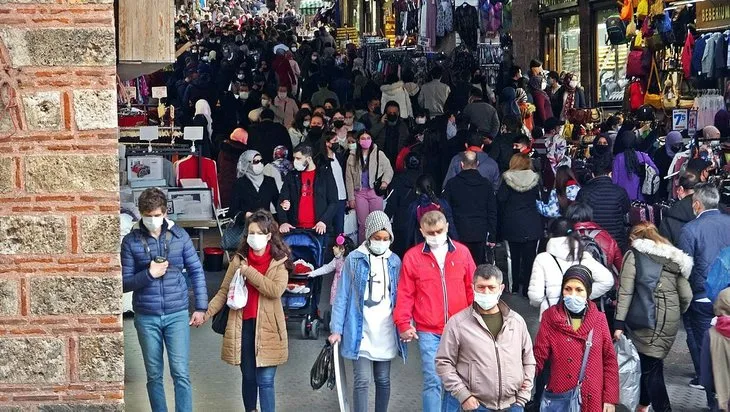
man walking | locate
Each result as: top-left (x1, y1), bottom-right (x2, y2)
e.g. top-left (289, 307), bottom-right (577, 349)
top-left (436, 264), bottom-right (535, 412)
top-left (394, 210), bottom-right (476, 412)
top-left (443, 131), bottom-right (500, 190)
top-left (121, 188), bottom-right (208, 412)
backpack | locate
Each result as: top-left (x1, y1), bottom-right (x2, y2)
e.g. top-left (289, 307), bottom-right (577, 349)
top-left (416, 201), bottom-right (441, 222)
top-left (640, 155), bottom-right (660, 196)
top-left (706, 246), bottom-right (730, 303)
top-left (580, 230), bottom-right (609, 269)
top-left (606, 16), bottom-right (628, 45)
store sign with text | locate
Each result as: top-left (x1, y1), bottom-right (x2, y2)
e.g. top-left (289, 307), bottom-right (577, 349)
top-left (695, 0), bottom-right (730, 31)
top-left (539, 0), bottom-right (578, 12)
top-left (672, 109), bottom-right (688, 131)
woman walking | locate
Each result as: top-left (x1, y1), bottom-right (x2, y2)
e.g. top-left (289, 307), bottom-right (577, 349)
top-left (612, 132), bottom-right (659, 202)
top-left (328, 211), bottom-right (405, 412)
top-left (205, 210), bottom-right (292, 412)
top-left (614, 222), bottom-right (693, 412)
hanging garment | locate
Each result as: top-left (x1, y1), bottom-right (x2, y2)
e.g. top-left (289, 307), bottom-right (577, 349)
top-left (436, 0), bottom-right (453, 37)
top-left (174, 155), bottom-right (221, 208)
top-left (454, 3), bottom-right (479, 50)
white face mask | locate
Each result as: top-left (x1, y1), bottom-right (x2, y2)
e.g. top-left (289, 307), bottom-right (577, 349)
top-left (246, 233), bottom-right (269, 251)
top-left (541, 81), bottom-right (547, 90)
top-left (425, 232), bottom-right (448, 248)
top-left (368, 240), bottom-right (391, 256)
top-left (348, 142), bottom-right (357, 151)
top-left (142, 216), bottom-right (165, 231)
top-left (344, 118), bottom-right (354, 126)
top-left (303, 120), bottom-right (310, 128)
top-left (261, 99), bottom-right (270, 107)
top-left (473, 291), bottom-right (501, 311)
top-left (415, 117), bottom-right (427, 125)
top-left (293, 158), bottom-right (308, 171)
top-left (569, 80), bottom-right (578, 88)
top-left (251, 162), bottom-right (264, 175)
top-left (240, 91), bottom-right (249, 99)
top-left (277, 92), bottom-right (287, 99)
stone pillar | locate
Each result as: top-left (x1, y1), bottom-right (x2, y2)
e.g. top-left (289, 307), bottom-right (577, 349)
top-left (0, 1), bottom-right (123, 410)
top-left (511, 0), bottom-right (541, 72)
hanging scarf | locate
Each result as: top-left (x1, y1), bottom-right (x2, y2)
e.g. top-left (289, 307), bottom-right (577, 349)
top-left (561, 73), bottom-right (576, 120)
top-left (194, 99), bottom-right (214, 138)
top-left (237, 150), bottom-right (265, 190)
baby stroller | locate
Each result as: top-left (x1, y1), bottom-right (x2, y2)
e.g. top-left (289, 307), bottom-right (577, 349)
top-left (283, 229), bottom-right (326, 339)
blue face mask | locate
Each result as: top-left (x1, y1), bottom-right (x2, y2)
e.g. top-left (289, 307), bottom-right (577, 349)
top-left (563, 294), bottom-right (587, 313)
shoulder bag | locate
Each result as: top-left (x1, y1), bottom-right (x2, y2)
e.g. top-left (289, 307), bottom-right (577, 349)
top-left (373, 149), bottom-right (389, 197)
top-left (221, 212), bottom-right (246, 251)
top-left (540, 328), bottom-right (595, 412)
top-left (212, 305), bottom-right (229, 335)
top-left (644, 59), bottom-right (663, 109)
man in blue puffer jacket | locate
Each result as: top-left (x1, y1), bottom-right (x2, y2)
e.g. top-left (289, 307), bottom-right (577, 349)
top-left (121, 188), bottom-right (208, 412)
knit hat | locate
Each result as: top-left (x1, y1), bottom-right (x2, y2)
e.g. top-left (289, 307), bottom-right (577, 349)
top-left (365, 211), bottom-right (393, 241)
top-left (562, 265), bottom-right (594, 297)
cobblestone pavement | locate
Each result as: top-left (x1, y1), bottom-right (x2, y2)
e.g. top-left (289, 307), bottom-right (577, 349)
top-left (124, 269), bottom-right (710, 412)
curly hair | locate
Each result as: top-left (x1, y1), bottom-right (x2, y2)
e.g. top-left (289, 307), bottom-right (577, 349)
top-left (236, 209), bottom-right (294, 272)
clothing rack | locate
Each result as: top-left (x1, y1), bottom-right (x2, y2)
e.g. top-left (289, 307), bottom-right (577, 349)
top-left (361, 37), bottom-right (389, 74)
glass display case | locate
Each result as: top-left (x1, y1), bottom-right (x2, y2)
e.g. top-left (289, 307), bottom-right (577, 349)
top-left (595, 8), bottom-right (629, 104)
top-left (557, 15), bottom-right (581, 77)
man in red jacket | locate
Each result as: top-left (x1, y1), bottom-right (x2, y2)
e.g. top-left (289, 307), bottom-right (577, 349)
top-left (394, 210), bottom-right (476, 412)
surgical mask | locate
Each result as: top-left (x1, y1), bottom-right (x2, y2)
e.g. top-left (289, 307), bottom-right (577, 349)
top-left (251, 162), bottom-right (264, 175)
top-left (246, 234), bottom-right (269, 251)
top-left (240, 91), bottom-right (249, 99)
top-left (291, 47), bottom-right (297, 52)
top-left (415, 117), bottom-right (427, 125)
top-left (344, 118), bottom-right (354, 126)
top-left (446, 121), bottom-right (457, 139)
top-left (474, 291), bottom-right (500, 311)
top-left (237, 74), bottom-right (245, 80)
top-left (261, 99), bottom-right (269, 107)
top-left (541, 81), bottom-right (547, 90)
top-left (333, 120), bottom-right (345, 129)
top-left (293, 159), bottom-right (308, 171)
top-left (359, 138), bottom-right (372, 149)
top-left (142, 216), bottom-right (165, 231)
top-left (311, 55), bottom-right (318, 61)
top-left (425, 232), bottom-right (448, 248)
top-left (303, 120), bottom-right (311, 128)
top-left (277, 92), bottom-right (287, 99)
top-left (368, 240), bottom-right (391, 256)
top-left (348, 142), bottom-right (357, 151)
top-left (202, 55), bottom-right (209, 62)
top-left (563, 294), bottom-right (587, 313)
top-left (569, 80), bottom-right (578, 89)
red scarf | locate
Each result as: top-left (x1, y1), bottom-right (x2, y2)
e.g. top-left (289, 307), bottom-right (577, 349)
top-left (242, 244), bottom-right (272, 320)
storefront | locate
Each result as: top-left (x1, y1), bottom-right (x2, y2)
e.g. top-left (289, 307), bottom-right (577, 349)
top-left (539, 0), bottom-right (580, 79)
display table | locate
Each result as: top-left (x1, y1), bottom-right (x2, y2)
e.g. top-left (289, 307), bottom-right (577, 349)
top-left (176, 219), bottom-right (218, 260)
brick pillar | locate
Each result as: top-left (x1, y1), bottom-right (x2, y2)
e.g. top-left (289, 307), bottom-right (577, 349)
top-left (511, 0), bottom-right (541, 72)
top-left (0, 2), bottom-right (123, 410)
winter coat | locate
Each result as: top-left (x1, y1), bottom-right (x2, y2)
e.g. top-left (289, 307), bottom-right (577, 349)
top-left (679, 209), bottom-right (730, 299)
top-left (345, 144), bottom-right (394, 200)
top-left (384, 170), bottom-right (420, 256)
top-left (229, 175), bottom-right (279, 219)
top-left (612, 151), bottom-right (659, 202)
top-left (614, 239), bottom-right (693, 359)
top-left (443, 169), bottom-right (497, 243)
top-left (653, 147), bottom-right (674, 200)
top-left (462, 101), bottom-right (500, 139)
top-left (121, 220), bottom-right (208, 316)
top-left (530, 88), bottom-right (554, 128)
top-left (375, 120), bottom-right (411, 168)
top-left (575, 175), bottom-right (631, 251)
top-left (659, 196), bottom-right (695, 246)
top-left (418, 79), bottom-right (451, 116)
top-left (701, 311), bottom-right (730, 412)
top-left (528, 237), bottom-right (615, 318)
top-left (443, 149), bottom-right (501, 190)
top-left (247, 120), bottom-right (294, 164)
top-left (329, 248), bottom-right (406, 361)
top-left (436, 302), bottom-right (535, 409)
top-left (204, 254), bottom-right (289, 367)
top-left (533, 301), bottom-right (620, 411)
top-left (573, 221), bottom-right (623, 273)
top-left (276, 167), bottom-right (339, 232)
top-left (217, 140), bottom-right (247, 210)
top-left (380, 81), bottom-right (414, 119)
top-left (489, 132), bottom-right (517, 173)
top-left (393, 239), bottom-right (476, 335)
top-left (496, 170), bottom-right (542, 242)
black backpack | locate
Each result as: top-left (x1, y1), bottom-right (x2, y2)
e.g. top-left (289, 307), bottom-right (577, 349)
top-left (606, 16), bottom-right (628, 45)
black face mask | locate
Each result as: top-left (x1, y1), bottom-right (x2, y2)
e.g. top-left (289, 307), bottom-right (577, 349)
top-left (387, 113), bottom-right (398, 123)
top-left (372, 106), bottom-right (381, 115)
top-left (483, 143), bottom-right (492, 152)
top-left (671, 144), bottom-right (684, 153)
top-left (513, 148), bottom-right (521, 155)
top-left (308, 126), bottom-right (323, 138)
top-left (591, 144), bottom-right (610, 156)
top-left (333, 120), bottom-right (345, 129)
top-left (325, 109), bottom-right (335, 118)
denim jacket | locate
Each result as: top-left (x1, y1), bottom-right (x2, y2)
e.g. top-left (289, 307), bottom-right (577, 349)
top-left (329, 247), bottom-right (407, 361)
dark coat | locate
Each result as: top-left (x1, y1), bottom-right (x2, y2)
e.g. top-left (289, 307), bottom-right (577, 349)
top-left (678, 210), bottom-right (730, 300)
top-left (404, 195), bottom-right (458, 248)
top-left (489, 132), bottom-right (517, 173)
top-left (276, 167), bottom-right (339, 232)
top-left (385, 169), bottom-right (420, 256)
top-left (217, 140), bottom-right (247, 210)
top-left (652, 147), bottom-right (674, 200)
top-left (530, 88), bottom-right (554, 128)
top-left (658, 196), bottom-right (695, 246)
top-left (121, 221), bottom-right (208, 315)
top-left (374, 120), bottom-right (410, 167)
top-left (229, 175), bottom-right (279, 219)
top-left (497, 170), bottom-right (542, 242)
top-left (247, 120), bottom-right (294, 164)
top-left (443, 169), bottom-right (497, 243)
top-left (575, 175), bottom-right (631, 251)
top-left (191, 114), bottom-right (213, 159)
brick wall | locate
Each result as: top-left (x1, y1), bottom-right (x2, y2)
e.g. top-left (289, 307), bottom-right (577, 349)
top-left (511, 0), bottom-right (541, 72)
top-left (0, 1), bottom-right (123, 410)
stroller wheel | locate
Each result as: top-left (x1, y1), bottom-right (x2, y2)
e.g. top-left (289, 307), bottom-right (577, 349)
top-left (310, 319), bottom-right (320, 340)
top-left (300, 319), bottom-right (309, 339)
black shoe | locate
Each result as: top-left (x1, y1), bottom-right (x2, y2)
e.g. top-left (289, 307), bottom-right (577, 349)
top-left (689, 377), bottom-right (704, 390)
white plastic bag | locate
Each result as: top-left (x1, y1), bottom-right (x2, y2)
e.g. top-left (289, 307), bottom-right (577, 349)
top-left (344, 210), bottom-right (357, 243)
top-left (227, 268), bottom-right (248, 310)
top-left (614, 334), bottom-right (641, 411)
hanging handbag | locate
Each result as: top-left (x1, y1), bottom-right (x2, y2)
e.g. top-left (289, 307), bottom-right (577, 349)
top-left (220, 212), bottom-right (245, 251)
top-left (637, 0), bottom-right (649, 19)
top-left (629, 80), bottom-right (645, 111)
top-left (627, 50), bottom-right (646, 77)
top-left (620, 0), bottom-right (633, 21)
top-left (373, 149), bottom-right (389, 197)
top-left (644, 59), bottom-right (662, 109)
top-left (662, 71), bottom-right (679, 110)
top-left (540, 329), bottom-right (595, 412)
top-left (212, 305), bottom-right (229, 335)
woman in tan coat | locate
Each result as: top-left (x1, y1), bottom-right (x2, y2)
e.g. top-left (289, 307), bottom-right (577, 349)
top-left (205, 210), bottom-right (292, 412)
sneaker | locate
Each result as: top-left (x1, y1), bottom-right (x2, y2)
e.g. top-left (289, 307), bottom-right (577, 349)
top-left (689, 378), bottom-right (704, 390)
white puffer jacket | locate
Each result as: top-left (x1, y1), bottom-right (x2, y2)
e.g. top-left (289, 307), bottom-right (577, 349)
top-left (528, 236), bottom-right (615, 319)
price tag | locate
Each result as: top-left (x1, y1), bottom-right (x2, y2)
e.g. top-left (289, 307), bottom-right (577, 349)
top-left (124, 86), bottom-right (137, 99)
top-left (672, 109), bottom-right (688, 131)
top-left (183, 126), bottom-right (204, 141)
top-left (688, 110), bottom-right (698, 137)
top-left (139, 126), bottom-right (159, 142)
top-left (151, 87), bottom-right (167, 99)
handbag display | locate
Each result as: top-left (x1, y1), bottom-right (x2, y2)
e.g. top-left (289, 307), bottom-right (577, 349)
top-left (662, 71), bottom-right (680, 110)
top-left (644, 59), bottom-right (662, 109)
top-left (626, 50), bottom-right (646, 77)
top-left (540, 329), bottom-right (595, 412)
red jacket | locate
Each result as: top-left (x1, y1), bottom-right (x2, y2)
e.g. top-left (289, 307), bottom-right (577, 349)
top-left (531, 89), bottom-right (554, 128)
top-left (573, 221), bottom-right (623, 274)
top-left (534, 301), bottom-right (620, 411)
top-left (394, 240), bottom-right (475, 335)
top-left (272, 55), bottom-right (295, 89)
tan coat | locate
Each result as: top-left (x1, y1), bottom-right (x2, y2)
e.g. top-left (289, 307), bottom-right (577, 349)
top-left (345, 144), bottom-right (394, 201)
top-left (205, 254), bottom-right (289, 367)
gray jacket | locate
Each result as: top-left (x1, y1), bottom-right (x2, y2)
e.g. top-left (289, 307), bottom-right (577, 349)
top-left (418, 79), bottom-right (451, 116)
top-left (462, 101), bottom-right (500, 138)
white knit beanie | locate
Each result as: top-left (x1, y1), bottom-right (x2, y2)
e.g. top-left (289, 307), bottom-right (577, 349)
top-left (365, 211), bottom-right (393, 241)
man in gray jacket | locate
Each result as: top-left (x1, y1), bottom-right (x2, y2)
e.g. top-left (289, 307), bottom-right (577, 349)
top-left (418, 66), bottom-right (451, 117)
top-left (436, 264), bottom-right (535, 412)
top-left (462, 87), bottom-right (500, 139)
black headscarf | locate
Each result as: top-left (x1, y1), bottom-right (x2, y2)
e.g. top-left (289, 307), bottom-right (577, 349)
top-left (620, 131), bottom-right (641, 177)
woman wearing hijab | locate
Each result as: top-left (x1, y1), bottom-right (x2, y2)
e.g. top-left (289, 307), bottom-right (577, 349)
top-left (516, 88), bottom-right (535, 134)
top-left (230, 150), bottom-right (279, 220)
top-left (612, 132), bottom-right (659, 202)
top-left (218, 128), bottom-right (249, 210)
top-left (528, 75), bottom-right (554, 128)
top-left (193, 99), bottom-right (215, 158)
top-left (263, 145), bottom-right (293, 191)
top-left (556, 72), bottom-right (586, 122)
top-left (654, 131), bottom-right (684, 200)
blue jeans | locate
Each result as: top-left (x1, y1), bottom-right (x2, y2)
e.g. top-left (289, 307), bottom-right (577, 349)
top-left (352, 357), bottom-right (391, 412)
top-left (443, 391), bottom-right (524, 412)
top-left (684, 300), bottom-right (714, 378)
top-left (134, 310), bottom-right (192, 412)
top-left (418, 332), bottom-right (443, 412)
top-left (241, 319), bottom-right (277, 412)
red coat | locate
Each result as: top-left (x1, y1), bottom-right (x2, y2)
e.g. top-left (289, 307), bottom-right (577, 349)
top-left (534, 301), bottom-right (619, 411)
top-left (573, 221), bottom-right (623, 274)
top-left (272, 55), bottom-right (295, 90)
top-left (531, 89), bottom-right (554, 128)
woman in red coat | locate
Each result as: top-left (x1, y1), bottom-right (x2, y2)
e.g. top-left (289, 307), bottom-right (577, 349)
top-left (533, 265), bottom-right (619, 411)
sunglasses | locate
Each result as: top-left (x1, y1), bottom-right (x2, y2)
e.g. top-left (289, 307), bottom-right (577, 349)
top-left (252, 159), bottom-right (262, 165)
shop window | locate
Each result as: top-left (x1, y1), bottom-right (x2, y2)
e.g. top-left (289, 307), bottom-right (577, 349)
top-left (557, 15), bottom-right (581, 77)
top-left (595, 9), bottom-right (629, 104)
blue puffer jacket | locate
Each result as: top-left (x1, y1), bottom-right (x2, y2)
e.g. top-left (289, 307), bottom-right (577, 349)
top-left (679, 210), bottom-right (730, 300)
top-left (121, 220), bottom-right (208, 315)
top-left (329, 246), bottom-right (407, 361)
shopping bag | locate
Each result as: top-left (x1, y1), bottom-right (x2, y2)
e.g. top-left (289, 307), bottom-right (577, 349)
top-left (614, 335), bottom-right (641, 411)
top-left (226, 268), bottom-right (248, 310)
top-left (344, 209), bottom-right (357, 243)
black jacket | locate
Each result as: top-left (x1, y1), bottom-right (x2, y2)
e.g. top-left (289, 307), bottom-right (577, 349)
top-left (490, 132), bottom-right (518, 173)
top-left (497, 170), bottom-right (543, 242)
top-left (247, 120), bottom-right (294, 164)
top-left (652, 147), bottom-right (674, 200)
top-left (443, 169), bottom-right (497, 243)
top-left (575, 175), bottom-right (631, 251)
top-left (230, 176), bottom-right (280, 220)
top-left (658, 196), bottom-right (695, 246)
top-left (374, 120), bottom-right (410, 168)
top-left (276, 167), bottom-right (339, 232)
top-left (385, 169), bottom-right (420, 256)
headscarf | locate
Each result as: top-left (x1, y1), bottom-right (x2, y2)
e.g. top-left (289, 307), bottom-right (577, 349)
top-left (665, 131), bottom-right (682, 156)
top-left (715, 109), bottom-right (730, 138)
top-left (562, 72), bottom-right (576, 92)
top-left (236, 150), bottom-right (264, 189)
top-left (620, 131), bottom-right (641, 177)
top-left (704, 125), bottom-right (722, 140)
top-left (230, 128), bottom-right (248, 144)
top-left (500, 87), bottom-right (520, 117)
top-left (562, 265), bottom-right (594, 297)
top-left (271, 145), bottom-right (292, 177)
top-left (194, 99), bottom-right (213, 138)
top-left (528, 75), bottom-right (543, 91)
top-left (515, 88), bottom-right (528, 103)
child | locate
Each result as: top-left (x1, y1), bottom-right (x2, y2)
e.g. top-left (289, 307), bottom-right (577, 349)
top-left (307, 234), bottom-right (355, 305)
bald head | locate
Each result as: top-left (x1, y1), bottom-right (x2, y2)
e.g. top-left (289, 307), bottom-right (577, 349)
top-left (461, 151), bottom-right (478, 170)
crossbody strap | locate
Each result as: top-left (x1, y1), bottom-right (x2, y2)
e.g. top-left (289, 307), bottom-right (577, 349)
top-left (545, 254), bottom-right (562, 307)
top-left (577, 328), bottom-right (595, 385)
